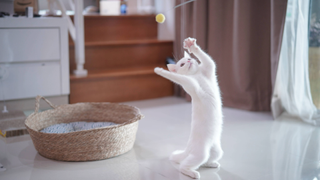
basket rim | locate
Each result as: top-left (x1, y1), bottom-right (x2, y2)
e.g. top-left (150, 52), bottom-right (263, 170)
top-left (25, 102), bottom-right (144, 135)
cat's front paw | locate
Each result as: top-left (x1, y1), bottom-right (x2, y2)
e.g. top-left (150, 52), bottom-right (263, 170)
top-left (154, 67), bottom-right (164, 74)
top-left (183, 37), bottom-right (198, 53)
top-left (180, 168), bottom-right (200, 179)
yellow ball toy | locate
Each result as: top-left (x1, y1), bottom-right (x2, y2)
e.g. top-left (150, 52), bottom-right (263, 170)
top-left (156, 13), bottom-right (166, 23)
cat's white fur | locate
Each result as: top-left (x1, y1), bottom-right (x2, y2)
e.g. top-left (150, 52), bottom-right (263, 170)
top-left (154, 37), bottom-right (223, 179)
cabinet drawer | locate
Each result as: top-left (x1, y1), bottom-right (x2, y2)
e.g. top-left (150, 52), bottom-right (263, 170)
top-left (1, 62), bottom-right (61, 100)
top-left (0, 28), bottom-right (60, 63)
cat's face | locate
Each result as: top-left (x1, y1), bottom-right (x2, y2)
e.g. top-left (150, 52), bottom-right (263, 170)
top-left (167, 52), bottom-right (199, 75)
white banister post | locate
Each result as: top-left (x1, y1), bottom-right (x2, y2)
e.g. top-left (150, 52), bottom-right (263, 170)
top-left (68, 0), bottom-right (75, 11)
top-left (56, 0), bottom-right (76, 40)
top-left (73, 0), bottom-right (87, 76)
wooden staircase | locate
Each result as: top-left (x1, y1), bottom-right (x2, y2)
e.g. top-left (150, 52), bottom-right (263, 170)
top-left (69, 15), bottom-right (174, 103)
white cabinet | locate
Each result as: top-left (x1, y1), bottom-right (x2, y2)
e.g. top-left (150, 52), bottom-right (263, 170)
top-left (0, 28), bottom-right (60, 62)
top-left (4, 62), bottom-right (61, 100)
top-left (0, 17), bottom-right (70, 101)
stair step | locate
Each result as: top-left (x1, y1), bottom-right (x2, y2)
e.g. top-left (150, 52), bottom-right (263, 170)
top-left (69, 40), bottom-right (173, 72)
top-left (69, 39), bottom-right (171, 47)
top-left (71, 66), bottom-right (157, 81)
top-left (70, 14), bottom-right (157, 42)
top-left (70, 66), bottom-right (173, 103)
top-left (69, 14), bottom-right (174, 103)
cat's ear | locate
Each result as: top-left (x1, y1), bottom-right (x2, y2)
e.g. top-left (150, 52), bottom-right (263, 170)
top-left (167, 64), bottom-right (177, 72)
top-left (184, 51), bottom-right (191, 58)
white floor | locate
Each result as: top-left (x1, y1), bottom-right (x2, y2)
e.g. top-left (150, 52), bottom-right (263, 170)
top-left (0, 97), bottom-right (319, 180)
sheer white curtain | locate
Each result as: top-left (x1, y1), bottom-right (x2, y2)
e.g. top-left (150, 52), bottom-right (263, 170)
top-left (272, 0), bottom-right (320, 125)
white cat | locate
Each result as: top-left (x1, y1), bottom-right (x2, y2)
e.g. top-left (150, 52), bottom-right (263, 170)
top-left (154, 37), bottom-right (223, 179)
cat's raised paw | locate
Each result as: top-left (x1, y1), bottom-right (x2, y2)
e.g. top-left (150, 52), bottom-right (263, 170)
top-left (183, 37), bottom-right (198, 53)
top-left (184, 37), bottom-right (196, 48)
top-left (154, 67), bottom-right (164, 74)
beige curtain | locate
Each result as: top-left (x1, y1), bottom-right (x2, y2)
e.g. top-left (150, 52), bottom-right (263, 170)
top-left (174, 0), bottom-right (287, 111)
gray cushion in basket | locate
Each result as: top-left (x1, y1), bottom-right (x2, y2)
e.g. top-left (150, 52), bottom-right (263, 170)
top-left (40, 122), bottom-right (117, 134)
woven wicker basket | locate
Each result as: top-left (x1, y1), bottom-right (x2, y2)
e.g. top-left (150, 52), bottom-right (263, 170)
top-left (25, 96), bottom-right (143, 162)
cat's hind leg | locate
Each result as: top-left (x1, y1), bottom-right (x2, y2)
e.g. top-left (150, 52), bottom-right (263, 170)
top-left (179, 149), bottom-right (210, 179)
top-left (169, 150), bottom-right (188, 164)
top-left (201, 144), bottom-right (223, 168)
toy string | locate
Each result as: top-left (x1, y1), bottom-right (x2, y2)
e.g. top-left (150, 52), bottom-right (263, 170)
top-left (163, 0), bottom-right (196, 13)
top-left (174, 0), bottom-right (196, 9)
